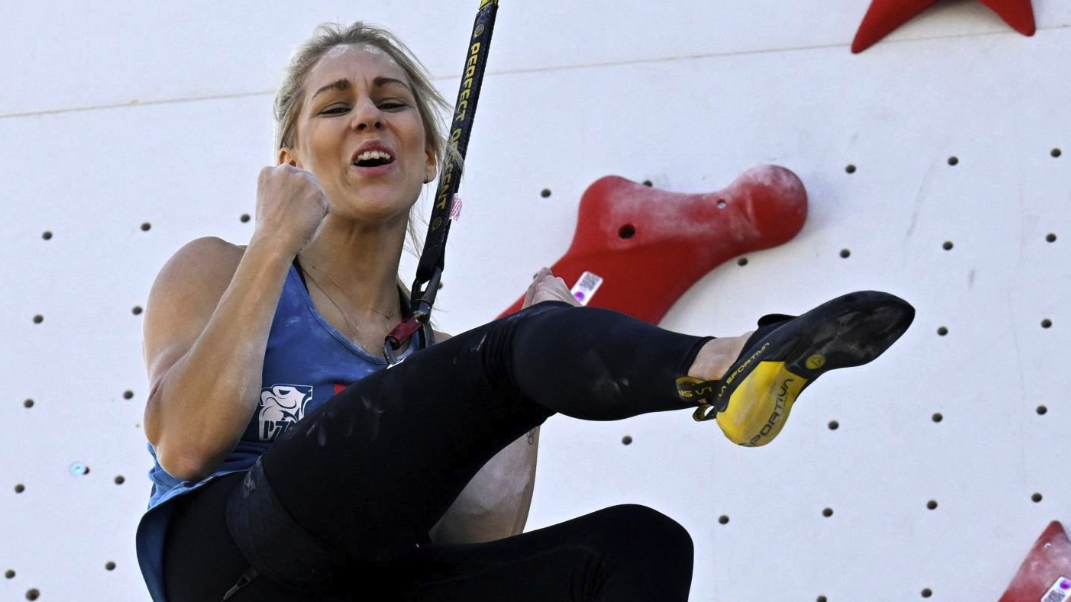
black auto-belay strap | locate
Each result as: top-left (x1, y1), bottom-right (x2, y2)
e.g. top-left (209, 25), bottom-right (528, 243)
top-left (413, 0), bottom-right (498, 292)
top-left (386, 1), bottom-right (499, 361)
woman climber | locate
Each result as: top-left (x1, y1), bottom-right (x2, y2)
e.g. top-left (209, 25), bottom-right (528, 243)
top-left (134, 21), bottom-right (914, 602)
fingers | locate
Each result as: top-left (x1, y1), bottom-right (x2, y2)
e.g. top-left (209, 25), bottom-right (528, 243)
top-left (522, 268), bottom-right (549, 309)
top-left (522, 268), bottom-right (582, 308)
top-left (522, 277), bottom-right (536, 308)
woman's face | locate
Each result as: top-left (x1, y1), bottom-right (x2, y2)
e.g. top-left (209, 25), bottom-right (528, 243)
top-left (285, 44), bottom-right (436, 224)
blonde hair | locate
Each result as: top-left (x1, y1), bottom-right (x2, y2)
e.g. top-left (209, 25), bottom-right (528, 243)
top-left (275, 22), bottom-right (461, 255)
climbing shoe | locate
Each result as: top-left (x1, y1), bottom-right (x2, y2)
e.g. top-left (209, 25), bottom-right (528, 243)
top-left (677, 291), bottom-right (914, 447)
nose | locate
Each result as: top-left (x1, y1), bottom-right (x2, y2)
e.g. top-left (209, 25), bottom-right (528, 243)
top-left (350, 97), bottom-right (383, 131)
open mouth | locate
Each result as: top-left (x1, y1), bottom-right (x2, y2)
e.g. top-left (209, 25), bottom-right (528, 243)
top-left (352, 149), bottom-right (395, 168)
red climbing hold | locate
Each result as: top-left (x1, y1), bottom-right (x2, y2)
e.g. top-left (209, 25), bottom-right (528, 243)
top-left (998, 521), bottom-right (1071, 602)
top-left (499, 165), bottom-right (808, 324)
top-left (852, 0), bottom-right (1037, 54)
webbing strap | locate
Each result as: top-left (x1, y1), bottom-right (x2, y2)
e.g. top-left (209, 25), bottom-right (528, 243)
top-left (386, 1), bottom-right (499, 360)
top-left (413, 0), bottom-right (498, 289)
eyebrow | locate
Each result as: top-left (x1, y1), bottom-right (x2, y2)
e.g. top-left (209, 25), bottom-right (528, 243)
top-left (310, 77), bottom-right (412, 101)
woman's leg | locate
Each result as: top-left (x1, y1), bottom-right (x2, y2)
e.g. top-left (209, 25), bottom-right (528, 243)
top-left (165, 476), bottom-right (693, 602)
top-left (188, 293), bottom-right (911, 598)
top-left (250, 302), bottom-right (707, 569)
top-left (163, 474), bottom-right (349, 602)
top-left (369, 504), bottom-right (695, 602)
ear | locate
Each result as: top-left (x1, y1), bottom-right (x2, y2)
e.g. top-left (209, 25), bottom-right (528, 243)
top-left (424, 145), bottom-right (438, 184)
top-left (278, 147), bottom-right (301, 168)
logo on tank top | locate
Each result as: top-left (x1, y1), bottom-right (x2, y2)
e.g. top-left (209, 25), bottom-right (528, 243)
top-left (258, 384), bottom-right (313, 441)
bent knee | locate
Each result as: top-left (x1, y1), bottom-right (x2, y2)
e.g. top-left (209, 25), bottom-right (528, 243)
top-left (587, 504), bottom-right (694, 559)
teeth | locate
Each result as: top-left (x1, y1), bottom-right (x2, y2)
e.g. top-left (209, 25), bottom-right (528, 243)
top-left (355, 150), bottom-right (393, 163)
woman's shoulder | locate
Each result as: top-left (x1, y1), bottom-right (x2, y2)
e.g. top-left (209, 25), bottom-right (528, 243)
top-left (163, 235), bottom-right (245, 270)
top-left (150, 237), bottom-right (246, 298)
top-left (173, 236), bottom-right (247, 262)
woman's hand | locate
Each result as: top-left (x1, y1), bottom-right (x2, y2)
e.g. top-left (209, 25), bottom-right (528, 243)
top-left (522, 268), bottom-right (582, 308)
top-left (251, 164), bottom-right (331, 257)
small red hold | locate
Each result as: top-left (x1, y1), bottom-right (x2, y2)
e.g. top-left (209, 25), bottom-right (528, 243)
top-left (998, 521), bottom-right (1071, 602)
top-left (499, 166), bottom-right (808, 323)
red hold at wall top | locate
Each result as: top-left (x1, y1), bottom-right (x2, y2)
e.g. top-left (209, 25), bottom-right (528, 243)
top-left (852, 0), bottom-right (1036, 53)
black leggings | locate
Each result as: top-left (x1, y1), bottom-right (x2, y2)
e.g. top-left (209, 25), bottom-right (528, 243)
top-left (163, 302), bottom-right (708, 601)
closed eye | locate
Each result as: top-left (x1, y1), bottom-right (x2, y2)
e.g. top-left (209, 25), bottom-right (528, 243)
top-left (319, 101), bottom-right (408, 116)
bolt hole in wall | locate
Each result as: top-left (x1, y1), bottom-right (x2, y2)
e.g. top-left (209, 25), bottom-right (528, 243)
top-left (840, 249), bottom-right (850, 258)
top-left (922, 588), bottom-right (933, 598)
top-left (41, 231), bottom-right (52, 240)
top-left (1052, 148), bottom-right (1062, 158)
top-left (1033, 493), bottom-right (1043, 503)
top-left (845, 164), bottom-right (856, 174)
top-left (947, 156), bottom-right (959, 166)
top-left (937, 326), bottom-right (948, 336)
top-left (828, 420), bottom-right (839, 430)
top-left (927, 500), bottom-right (938, 510)
top-left (1041, 319), bottom-right (1052, 329)
top-left (737, 257), bottom-right (748, 267)
top-left (140, 222), bottom-right (151, 232)
top-left (618, 224), bottom-right (635, 239)
top-left (942, 241), bottom-right (953, 251)
top-left (718, 515), bottom-right (729, 525)
top-left (27, 588), bottom-right (40, 600)
top-left (932, 412), bottom-right (943, 423)
top-left (540, 188), bottom-right (551, 198)
top-left (822, 507), bottom-right (834, 517)
top-left (1037, 405), bottom-right (1048, 415)
top-left (621, 435), bottom-right (632, 445)
top-left (241, 214), bottom-right (251, 223)
top-left (32, 315), bottom-right (43, 324)
top-left (23, 399), bottom-right (33, 408)
top-left (1047, 233), bottom-right (1057, 242)
top-left (642, 180), bottom-right (652, 187)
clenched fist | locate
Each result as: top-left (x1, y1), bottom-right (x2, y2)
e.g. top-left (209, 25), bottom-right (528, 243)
top-left (251, 164), bottom-right (330, 257)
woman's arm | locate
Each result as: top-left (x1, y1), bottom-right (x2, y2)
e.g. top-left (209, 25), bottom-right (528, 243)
top-left (143, 236), bottom-right (293, 481)
top-left (429, 425), bottom-right (540, 543)
top-left (428, 329), bottom-right (541, 543)
top-left (144, 165), bottom-right (329, 481)
top-left (429, 268), bottom-right (578, 543)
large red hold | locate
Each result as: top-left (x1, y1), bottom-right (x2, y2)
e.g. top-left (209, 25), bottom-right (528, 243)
top-left (499, 165), bottom-right (808, 323)
top-left (851, 0), bottom-right (1036, 54)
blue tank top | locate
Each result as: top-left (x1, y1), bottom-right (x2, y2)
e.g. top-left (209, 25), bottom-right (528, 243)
top-left (135, 258), bottom-right (418, 602)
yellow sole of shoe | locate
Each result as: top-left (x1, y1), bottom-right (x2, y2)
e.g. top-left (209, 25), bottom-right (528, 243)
top-left (716, 361), bottom-right (807, 447)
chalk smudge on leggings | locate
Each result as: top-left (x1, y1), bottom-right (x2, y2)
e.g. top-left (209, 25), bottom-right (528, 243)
top-left (359, 395), bottom-right (385, 441)
top-left (471, 333), bottom-right (488, 353)
top-left (583, 349), bottom-right (621, 399)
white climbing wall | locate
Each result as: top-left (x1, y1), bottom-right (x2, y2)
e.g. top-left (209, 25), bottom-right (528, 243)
top-left (2, 1), bottom-right (1069, 600)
